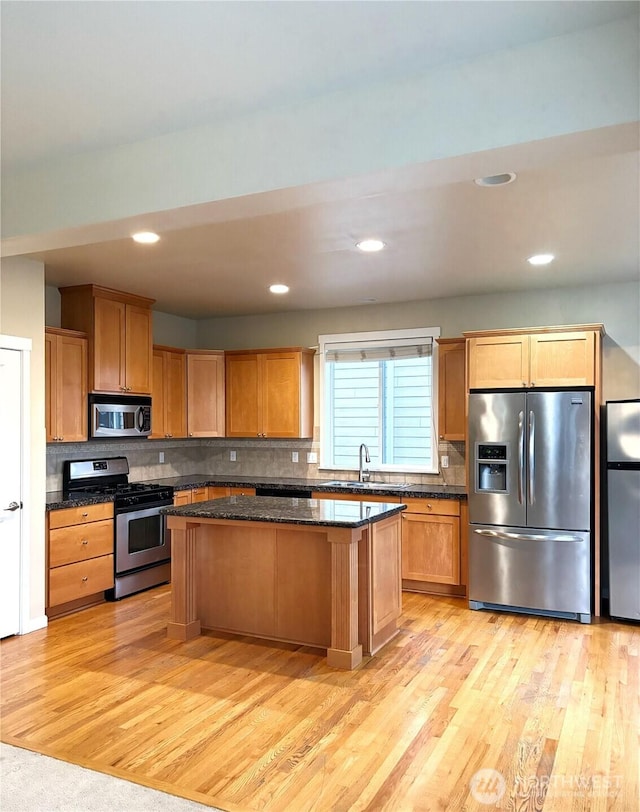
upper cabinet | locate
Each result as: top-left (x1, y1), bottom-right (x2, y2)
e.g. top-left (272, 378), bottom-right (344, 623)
top-left (187, 351), bottom-right (225, 437)
top-left (436, 338), bottom-right (466, 441)
top-left (151, 346), bottom-right (187, 439)
top-left (225, 348), bottom-right (314, 438)
top-left (45, 328), bottom-right (88, 443)
top-left (465, 325), bottom-right (603, 390)
top-left (60, 285), bottom-right (155, 394)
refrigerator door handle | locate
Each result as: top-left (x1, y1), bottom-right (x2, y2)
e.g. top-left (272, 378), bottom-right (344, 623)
top-left (517, 410), bottom-right (525, 505)
top-left (473, 528), bottom-right (583, 543)
top-left (528, 409), bottom-right (535, 505)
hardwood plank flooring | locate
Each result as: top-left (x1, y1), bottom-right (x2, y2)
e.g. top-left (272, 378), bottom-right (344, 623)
top-left (1, 586), bottom-right (638, 811)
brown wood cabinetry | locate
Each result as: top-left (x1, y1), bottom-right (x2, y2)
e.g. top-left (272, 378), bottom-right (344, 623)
top-left (465, 325), bottom-right (602, 390)
top-left (60, 285), bottom-right (154, 394)
top-left (225, 348), bottom-right (314, 438)
top-left (45, 328), bottom-right (88, 443)
top-left (186, 351), bottom-right (225, 437)
top-left (436, 338), bottom-right (466, 441)
top-left (174, 486), bottom-right (256, 505)
top-left (401, 498), bottom-right (461, 589)
top-left (151, 346), bottom-right (186, 439)
top-left (47, 502), bottom-right (114, 617)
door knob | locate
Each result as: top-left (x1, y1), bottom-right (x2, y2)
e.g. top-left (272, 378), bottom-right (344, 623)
top-left (3, 501), bottom-right (21, 512)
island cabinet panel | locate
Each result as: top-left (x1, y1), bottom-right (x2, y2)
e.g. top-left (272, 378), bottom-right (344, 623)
top-left (197, 524), bottom-right (277, 637)
top-left (275, 530), bottom-right (331, 647)
top-left (60, 285), bottom-right (155, 395)
top-left (225, 348), bottom-right (314, 438)
top-left (364, 515), bottom-right (402, 654)
top-left (45, 328), bottom-right (88, 443)
top-left (436, 338), bottom-right (466, 441)
top-left (186, 351), bottom-right (225, 437)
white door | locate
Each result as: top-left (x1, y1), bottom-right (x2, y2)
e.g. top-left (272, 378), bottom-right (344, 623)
top-left (0, 347), bottom-right (24, 637)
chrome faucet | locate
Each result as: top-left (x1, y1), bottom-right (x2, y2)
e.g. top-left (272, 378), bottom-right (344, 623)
top-left (359, 443), bottom-right (371, 482)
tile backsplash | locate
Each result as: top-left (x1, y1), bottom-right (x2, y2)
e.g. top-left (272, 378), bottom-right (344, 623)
top-left (46, 436), bottom-right (466, 491)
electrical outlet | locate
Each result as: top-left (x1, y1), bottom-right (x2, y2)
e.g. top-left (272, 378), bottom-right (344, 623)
top-left (159, 452), bottom-right (165, 464)
top-left (291, 451), bottom-right (299, 463)
top-left (307, 452), bottom-right (318, 464)
top-left (441, 455), bottom-right (449, 469)
top-left (230, 450), bottom-right (237, 462)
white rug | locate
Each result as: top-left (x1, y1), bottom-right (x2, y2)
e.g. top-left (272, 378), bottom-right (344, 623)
top-left (0, 743), bottom-right (221, 811)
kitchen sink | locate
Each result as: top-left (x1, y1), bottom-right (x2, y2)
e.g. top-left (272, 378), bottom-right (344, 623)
top-left (320, 480), bottom-right (412, 491)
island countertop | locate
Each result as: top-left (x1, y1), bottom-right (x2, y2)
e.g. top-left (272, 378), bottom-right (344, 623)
top-left (162, 495), bottom-right (407, 528)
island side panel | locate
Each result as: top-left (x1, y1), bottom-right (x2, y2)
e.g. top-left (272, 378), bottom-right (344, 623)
top-left (196, 523), bottom-right (277, 637)
top-left (327, 527), bottom-right (363, 670)
top-left (369, 514), bottom-right (402, 655)
top-left (166, 518), bottom-right (201, 641)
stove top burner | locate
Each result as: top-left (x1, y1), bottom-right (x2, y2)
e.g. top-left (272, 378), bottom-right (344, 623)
top-left (62, 456), bottom-right (173, 510)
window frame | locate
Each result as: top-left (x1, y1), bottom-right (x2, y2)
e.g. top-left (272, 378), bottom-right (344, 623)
top-left (318, 327), bottom-right (441, 474)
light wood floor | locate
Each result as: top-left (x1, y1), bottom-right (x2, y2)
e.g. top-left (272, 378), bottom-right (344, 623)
top-left (1, 587), bottom-right (638, 811)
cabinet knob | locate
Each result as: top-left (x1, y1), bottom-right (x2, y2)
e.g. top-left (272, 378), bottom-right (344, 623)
top-left (189, 432), bottom-right (193, 437)
top-left (82, 576), bottom-right (88, 582)
top-left (81, 539), bottom-right (88, 545)
top-left (531, 382), bottom-right (535, 387)
top-left (427, 503), bottom-right (432, 509)
top-left (59, 436), bottom-right (64, 441)
top-left (522, 382), bottom-right (526, 386)
top-left (82, 512), bottom-right (88, 518)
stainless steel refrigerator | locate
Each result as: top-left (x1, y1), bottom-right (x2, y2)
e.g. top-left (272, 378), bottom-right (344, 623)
top-left (468, 390), bottom-right (592, 623)
top-left (606, 400), bottom-right (640, 622)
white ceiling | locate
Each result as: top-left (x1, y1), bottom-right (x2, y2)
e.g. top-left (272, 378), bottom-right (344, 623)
top-left (2, 1), bottom-right (639, 319)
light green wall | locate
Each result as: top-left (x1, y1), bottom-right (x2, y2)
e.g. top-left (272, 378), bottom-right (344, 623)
top-left (197, 280), bottom-right (640, 402)
top-left (0, 256), bottom-right (46, 627)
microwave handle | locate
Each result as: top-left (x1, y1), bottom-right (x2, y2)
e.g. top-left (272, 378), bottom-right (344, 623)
top-left (137, 406), bottom-right (145, 432)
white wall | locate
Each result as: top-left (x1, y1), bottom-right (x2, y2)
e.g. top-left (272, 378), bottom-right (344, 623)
top-left (0, 257), bottom-right (47, 629)
top-left (198, 280), bottom-right (640, 401)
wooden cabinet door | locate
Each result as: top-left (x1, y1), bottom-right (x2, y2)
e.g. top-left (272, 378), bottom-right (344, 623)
top-left (261, 352), bottom-right (301, 438)
top-left (165, 350), bottom-right (186, 437)
top-left (437, 339), bottom-right (466, 440)
top-left (173, 491), bottom-right (192, 506)
top-left (529, 331), bottom-right (596, 387)
top-left (57, 333), bottom-right (88, 442)
top-left (187, 352), bottom-right (225, 437)
top-left (45, 330), bottom-right (87, 442)
top-left (151, 350), bottom-right (166, 438)
top-left (93, 296), bottom-right (126, 392)
top-left (401, 513), bottom-right (460, 584)
top-left (45, 332), bottom-right (57, 442)
top-left (225, 353), bottom-right (260, 437)
top-left (124, 304), bottom-right (153, 394)
top-left (467, 334), bottom-right (529, 389)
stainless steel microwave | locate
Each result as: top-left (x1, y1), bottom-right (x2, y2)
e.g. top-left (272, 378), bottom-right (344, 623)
top-left (89, 394), bottom-right (152, 439)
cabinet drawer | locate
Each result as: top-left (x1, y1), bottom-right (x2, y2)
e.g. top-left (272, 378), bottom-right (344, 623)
top-left (48, 555), bottom-right (114, 607)
top-left (48, 502), bottom-right (114, 529)
top-left (401, 497), bottom-right (460, 516)
top-left (228, 487), bottom-right (256, 496)
top-left (173, 490), bottom-right (192, 506)
top-left (49, 519), bottom-right (114, 568)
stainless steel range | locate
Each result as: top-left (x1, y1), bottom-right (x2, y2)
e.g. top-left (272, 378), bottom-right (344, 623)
top-left (63, 457), bottom-right (173, 599)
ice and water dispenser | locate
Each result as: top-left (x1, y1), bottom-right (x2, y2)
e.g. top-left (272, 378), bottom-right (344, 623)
top-left (476, 444), bottom-right (508, 493)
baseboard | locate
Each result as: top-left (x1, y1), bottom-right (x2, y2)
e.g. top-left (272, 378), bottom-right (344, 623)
top-left (21, 614), bottom-right (48, 634)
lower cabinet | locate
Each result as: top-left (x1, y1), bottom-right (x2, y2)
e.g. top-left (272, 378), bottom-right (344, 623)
top-left (174, 486), bottom-right (256, 505)
top-left (312, 491), bottom-right (467, 598)
top-left (401, 498), bottom-right (466, 597)
top-left (47, 502), bottom-right (114, 617)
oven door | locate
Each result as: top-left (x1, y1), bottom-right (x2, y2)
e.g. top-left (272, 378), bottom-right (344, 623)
top-left (115, 505), bottom-right (171, 575)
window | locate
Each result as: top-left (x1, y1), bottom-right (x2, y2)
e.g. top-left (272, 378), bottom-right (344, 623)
top-left (319, 327), bottom-right (440, 474)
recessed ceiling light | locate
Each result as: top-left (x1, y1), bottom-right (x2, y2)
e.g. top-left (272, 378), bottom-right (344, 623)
top-left (527, 253), bottom-right (555, 266)
top-left (356, 239), bottom-right (385, 252)
top-left (269, 284), bottom-right (289, 294)
top-left (474, 172), bottom-right (517, 187)
top-left (132, 231), bottom-right (160, 244)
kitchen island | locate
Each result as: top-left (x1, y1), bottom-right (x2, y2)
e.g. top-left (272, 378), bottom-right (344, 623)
top-left (163, 496), bottom-right (406, 669)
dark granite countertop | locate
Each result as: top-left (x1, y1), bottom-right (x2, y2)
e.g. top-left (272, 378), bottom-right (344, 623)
top-left (162, 495), bottom-right (407, 528)
top-left (47, 475), bottom-right (466, 511)
top-left (46, 491), bottom-right (115, 511)
top-left (149, 474), bottom-right (466, 500)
